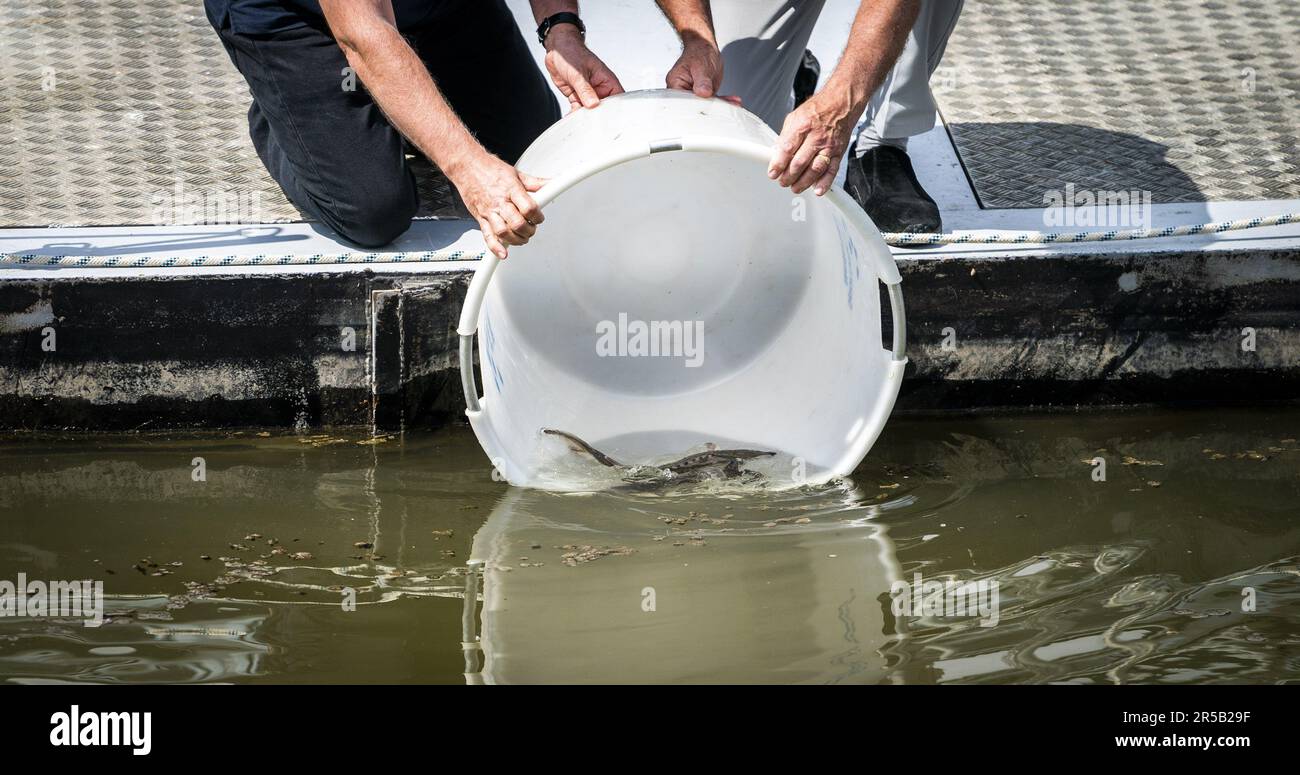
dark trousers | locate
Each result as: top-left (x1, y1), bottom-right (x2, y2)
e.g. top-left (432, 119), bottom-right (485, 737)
top-left (206, 1), bottom-right (561, 247)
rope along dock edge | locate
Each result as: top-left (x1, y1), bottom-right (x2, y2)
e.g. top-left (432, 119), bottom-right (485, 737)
top-left (3, 213), bottom-right (1296, 267)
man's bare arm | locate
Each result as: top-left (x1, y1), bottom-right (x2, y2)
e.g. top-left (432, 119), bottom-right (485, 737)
top-left (657, 0), bottom-right (715, 47)
top-left (530, 0), bottom-right (625, 109)
top-left (321, 1), bottom-right (476, 183)
top-left (319, 0), bottom-right (542, 258)
top-left (770, 0), bottom-right (919, 196)
top-left (529, 0), bottom-right (578, 21)
top-left (658, 0), bottom-right (726, 97)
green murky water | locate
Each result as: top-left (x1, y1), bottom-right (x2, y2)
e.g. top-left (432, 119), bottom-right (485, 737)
top-left (1, 409), bottom-right (1298, 684)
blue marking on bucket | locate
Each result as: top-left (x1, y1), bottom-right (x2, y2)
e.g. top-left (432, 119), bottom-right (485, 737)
top-left (484, 315), bottom-right (504, 392)
top-left (833, 212), bottom-right (862, 309)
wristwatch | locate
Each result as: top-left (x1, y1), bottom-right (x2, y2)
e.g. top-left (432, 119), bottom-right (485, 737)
top-left (537, 12), bottom-right (585, 44)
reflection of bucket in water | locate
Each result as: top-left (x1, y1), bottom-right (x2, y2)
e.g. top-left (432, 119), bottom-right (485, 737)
top-left (457, 89), bottom-right (908, 490)
top-left (461, 486), bottom-right (905, 684)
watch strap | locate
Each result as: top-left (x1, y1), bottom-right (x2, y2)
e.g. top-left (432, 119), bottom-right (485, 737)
top-left (537, 12), bottom-right (585, 44)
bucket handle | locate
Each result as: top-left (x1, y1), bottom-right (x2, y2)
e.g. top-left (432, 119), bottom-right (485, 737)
top-left (458, 135), bottom-right (907, 413)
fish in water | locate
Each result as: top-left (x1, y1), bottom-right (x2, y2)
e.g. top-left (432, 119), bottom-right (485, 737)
top-left (542, 428), bottom-right (776, 485)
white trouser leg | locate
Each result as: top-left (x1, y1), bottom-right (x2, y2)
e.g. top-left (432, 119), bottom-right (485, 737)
top-left (853, 0), bottom-right (964, 154)
top-left (713, 0), bottom-right (828, 132)
top-left (712, 0), bottom-right (963, 149)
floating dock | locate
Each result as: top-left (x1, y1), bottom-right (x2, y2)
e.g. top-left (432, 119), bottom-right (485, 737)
top-left (2, 0), bottom-right (1298, 431)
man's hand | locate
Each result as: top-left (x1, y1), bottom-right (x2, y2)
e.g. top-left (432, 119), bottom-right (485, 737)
top-left (657, 3), bottom-right (739, 104)
top-left (448, 153), bottom-right (545, 259)
top-left (544, 26), bottom-right (624, 110)
top-left (665, 35), bottom-right (725, 98)
top-left (768, 89), bottom-right (861, 197)
top-left (768, 0), bottom-right (919, 197)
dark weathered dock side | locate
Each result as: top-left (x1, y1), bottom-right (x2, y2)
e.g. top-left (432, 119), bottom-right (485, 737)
top-left (3, 241), bottom-right (1296, 434)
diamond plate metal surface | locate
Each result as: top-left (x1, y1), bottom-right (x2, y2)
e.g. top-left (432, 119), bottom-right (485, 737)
top-left (0, 0), bottom-right (459, 228)
top-left (936, 0), bottom-right (1300, 208)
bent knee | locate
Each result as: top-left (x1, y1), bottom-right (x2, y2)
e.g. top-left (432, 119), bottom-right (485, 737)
top-left (324, 185), bottom-right (417, 248)
top-left (335, 213), bottom-right (414, 248)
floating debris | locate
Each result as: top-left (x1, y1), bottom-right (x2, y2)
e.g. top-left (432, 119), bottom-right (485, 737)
top-left (558, 544), bottom-right (636, 566)
top-left (762, 516), bottom-right (805, 528)
top-left (303, 437), bottom-right (348, 447)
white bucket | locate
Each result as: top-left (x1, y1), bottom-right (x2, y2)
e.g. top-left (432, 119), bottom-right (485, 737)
top-left (458, 90), bottom-right (906, 489)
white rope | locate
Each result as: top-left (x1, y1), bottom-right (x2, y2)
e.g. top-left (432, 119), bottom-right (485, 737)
top-left (2, 212), bottom-right (1296, 267)
top-left (881, 211), bottom-right (1300, 246)
top-left (0, 248), bottom-right (478, 268)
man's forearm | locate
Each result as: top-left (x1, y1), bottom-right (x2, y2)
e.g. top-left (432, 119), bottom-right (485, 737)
top-left (826, 0), bottom-right (919, 113)
top-left (529, 0), bottom-right (579, 25)
top-left (322, 3), bottom-right (484, 178)
top-left (656, 0), bottom-right (716, 46)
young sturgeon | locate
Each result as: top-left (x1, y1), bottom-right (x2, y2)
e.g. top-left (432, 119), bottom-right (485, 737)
top-left (542, 428), bottom-right (776, 484)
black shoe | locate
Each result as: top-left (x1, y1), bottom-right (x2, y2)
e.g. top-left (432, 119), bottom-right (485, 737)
top-left (844, 144), bottom-right (942, 243)
top-left (793, 50), bottom-right (820, 109)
